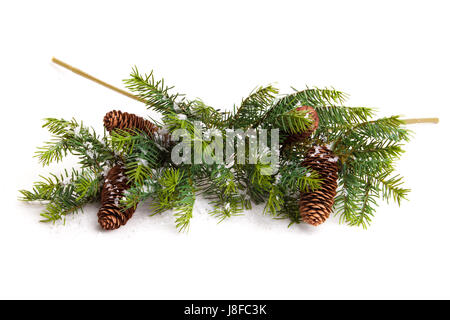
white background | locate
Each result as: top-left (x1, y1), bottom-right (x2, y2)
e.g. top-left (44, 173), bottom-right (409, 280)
top-left (1, 0), bottom-right (449, 299)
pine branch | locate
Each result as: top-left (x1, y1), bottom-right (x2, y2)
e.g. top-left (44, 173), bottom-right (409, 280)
top-left (200, 165), bottom-right (246, 222)
top-left (275, 193), bottom-right (302, 226)
top-left (125, 146), bottom-right (159, 185)
top-left (263, 185), bottom-right (284, 215)
top-left (334, 170), bottom-right (376, 228)
top-left (277, 164), bottom-right (322, 192)
top-left (124, 67), bottom-right (186, 115)
top-left (35, 139), bottom-right (70, 166)
top-left (36, 118), bottom-right (116, 172)
top-left (74, 169), bottom-right (102, 201)
top-left (314, 105), bottom-right (374, 128)
top-left (208, 193), bottom-right (245, 223)
top-left (356, 179), bottom-right (376, 229)
top-left (150, 168), bottom-right (184, 214)
top-left (121, 177), bottom-right (157, 210)
top-left (274, 108), bottom-right (313, 134)
top-left (19, 168), bottom-right (102, 223)
top-left (173, 174), bottom-right (196, 232)
top-left (190, 99), bottom-right (224, 128)
top-left (341, 141), bottom-right (405, 175)
top-left (291, 87), bottom-right (349, 106)
top-left (232, 85), bottom-right (279, 129)
top-left (259, 88), bottom-right (349, 128)
top-left (349, 116), bottom-right (410, 143)
top-left (109, 129), bottom-right (164, 185)
top-left (372, 170), bottom-right (410, 205)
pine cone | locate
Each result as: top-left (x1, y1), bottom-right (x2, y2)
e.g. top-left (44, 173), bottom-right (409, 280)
top-left (97, 165), bottom-right (136, 230)
top-left (299, 145), bottom-right (339, 226)
top-left (104, 110), bottom-right (159, 136)
top-left (104, 110), bottom-right (170, 146)
top-left (283, 105), bottom-right (319, 145)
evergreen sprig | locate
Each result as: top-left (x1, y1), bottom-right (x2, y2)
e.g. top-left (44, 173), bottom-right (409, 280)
top-left (231, 85), bottom-right (279, 129)
top-left (274, 108), bottom-right (313, 134)
top-left (36, 118), bottom-right (115, 172)
top-left (21, 73), bottom-right (413, 231)
top-left (19, 168), bottom-right (102, 222)
top-left (125, 67), bottom-right (187, 115)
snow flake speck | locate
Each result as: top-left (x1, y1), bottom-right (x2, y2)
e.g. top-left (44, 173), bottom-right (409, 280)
top-left (73, 127), bottom-right (82, 137)
top-left (173, 102), bottom-right (181, 112)
top-left (328, 156), bottom-right (339, 163)
top-left (137, 158), bottom-right (149, 167)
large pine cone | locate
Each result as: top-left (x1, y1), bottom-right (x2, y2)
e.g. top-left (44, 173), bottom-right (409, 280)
top-left (283, 105), bottom-right (319, 145)
top-left (104, 110), bottom-right (159, 136)
top-left (104, 110), bottom-right (170, 146)
top-left (299, 145), bottom-right (339, 226)
top-left (97, 165), bottom-right (136, 230)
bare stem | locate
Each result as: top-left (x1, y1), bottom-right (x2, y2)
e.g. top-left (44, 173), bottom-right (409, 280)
top-left (401, 118), bottom-right (439, 124)
top-left (52, 57), bottom-right (145, 103)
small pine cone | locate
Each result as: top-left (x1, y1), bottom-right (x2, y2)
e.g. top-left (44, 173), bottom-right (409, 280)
top-left (299, 145), bottom-right (339, 226)
top-left (97, 165), bottom-right (136, 230)
top-left (103, 110), bottom-right (159, 136)
top-left (283, 105), bottom-right (319, 145)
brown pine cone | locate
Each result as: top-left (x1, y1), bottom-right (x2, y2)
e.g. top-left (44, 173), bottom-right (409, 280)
top-left (299, 145), bottom-right (339, 226)
top-left (97, 165), bottom-right (136, 230)
top-left (283, 105), bottom-right (319, 145)
top-left (103, 110), bottom-right (159, 136)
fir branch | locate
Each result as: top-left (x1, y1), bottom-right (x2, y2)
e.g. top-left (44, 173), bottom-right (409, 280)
top-left (342, 141), bottom-right (405, 175)
top-left (314, 105), bottom-right (374, 128)
top-left (334, 170), bottom-right (376, 228)
top-left (200, 165), bottom-right (246, 222)
top-left (351, 116), bottom-right (410, 143)
top-left (275, 193), bottom-right (302, 226)
top-left (277, 164), bottom-right (322, 192)
top-left (125, 145), bottom-right (159, 185)
top-left (208, 193), bottom-right (245, 223)
top-left (109, 129), bottom-right (140, 155)
top-left (211, 165), bottom-right (237, 195)
top-left (356, 178), bottom-right (377, 229)
top-left (124, 67), bottom-right (185, 115)
top-left (232, 85), bottom-right (279, 129)
top-left (19, 168), bottom-right (102, 223)
top-left (150, 168), bottom-right (184, 215)
top-left (274, 108), bottom-right (313, 134)
top-left (42, 117), bottom-right (79, 135)
top-left (190, 99), bottom-right (224, 128)
top-left (35, 139), bottom-right (70, 166)
top-left (121, 177), bottom-right (156, 210)
top-left (74, 169), bottom-right (102, 201)
top-left (173, 175), bottom-right (196, 232)
top-left (259, 87), bottom-right (349, 128)
top-left (371, 170), bottom-right (410, 205)
top-left (36, 118), bottom-right (115, 172)
top-left (109, 129), bottom-right (163, 185)
top-left (264, 185), bottom-right (284, 216)
top-left (291, 87), bottom-right (349, 106)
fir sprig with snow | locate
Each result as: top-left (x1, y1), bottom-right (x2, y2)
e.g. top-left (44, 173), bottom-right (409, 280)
top-left (20, 66), bottom-right (414, 231)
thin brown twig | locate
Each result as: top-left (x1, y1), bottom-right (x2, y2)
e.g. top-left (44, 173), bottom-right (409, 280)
top-left (52, 57), bottom-right (146, 103)
top-left (402, 118), bottom-right (439, 124)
